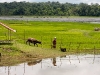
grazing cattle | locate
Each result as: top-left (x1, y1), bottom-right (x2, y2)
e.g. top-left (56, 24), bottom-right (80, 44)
top-left (60, 47), bottom-right (66, 52)
top-left (26, 38), bottom-right (41, 46)
top-left (94, 28), bottom-right (100, 31)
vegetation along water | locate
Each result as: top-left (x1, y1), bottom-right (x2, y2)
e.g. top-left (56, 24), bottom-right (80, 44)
top-left (0, 19), bottom-right (100, 66)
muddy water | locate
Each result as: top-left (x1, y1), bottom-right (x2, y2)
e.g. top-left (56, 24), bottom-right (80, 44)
top-left (0, 54), bottom-right (100, 75)
top-left (0, 16), bottom-right (100, 22)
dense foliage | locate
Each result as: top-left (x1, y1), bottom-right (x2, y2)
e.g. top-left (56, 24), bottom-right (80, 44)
top-left (0, 1), bottom-right (100, 16)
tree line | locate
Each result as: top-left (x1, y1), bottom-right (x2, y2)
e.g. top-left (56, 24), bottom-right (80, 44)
top-left (0, 1), bottom-right (100, 16)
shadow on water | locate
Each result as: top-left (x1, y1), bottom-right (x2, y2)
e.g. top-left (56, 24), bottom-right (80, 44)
top-left (0, 54), bottom-right (100, 75)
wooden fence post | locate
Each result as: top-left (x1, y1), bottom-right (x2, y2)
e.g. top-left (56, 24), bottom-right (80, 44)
top-left (41, 36), bottom-right (42, 48)
top-left (0, 53), bottom-right (1, 62)
top-left (68, 42), bottom-right (71, 51)
top-left (0, 53), bottom-right (1, 57)
top-left (24, 30), bottom-right (26, 44)
top-left (77, 42), bottom-right (81, 53)
top-left (93, 46), bottom-right (95, 54)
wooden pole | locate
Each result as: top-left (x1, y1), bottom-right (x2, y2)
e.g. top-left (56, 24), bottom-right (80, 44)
top-left (68, 42), bottom-right (71, 51)
top-left (77, 42), bottom-right (81, 53)
top-left (41, 36), bottom-right (42, 48)
top-left (0, 53), bottom-right (1, 62)
top-left (24, 30), bottom-right (26, 43)
top-left (10, 30), bottom-right (11, 41)
top-left (8, 29), bottom-right (9, 41)
top-left (0, 22), bottom-right (16, 32)
top-left (0, 53), bottom-right (1, 57)
top-left (60, 37), bottom-right (62, 48)
top-left (51, 38), bottom-right (52, 49)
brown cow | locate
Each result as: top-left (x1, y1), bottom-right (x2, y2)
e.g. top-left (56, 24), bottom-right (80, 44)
top-left (26, 38), bottom-right (41, 46)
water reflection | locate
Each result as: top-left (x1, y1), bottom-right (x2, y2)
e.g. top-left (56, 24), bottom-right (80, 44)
top-left (27, 60), bottom-right (42, 66)
top-left (52, 58), bottom-right (57, 66)
top-left (0, 54), bottom-right (100, 75)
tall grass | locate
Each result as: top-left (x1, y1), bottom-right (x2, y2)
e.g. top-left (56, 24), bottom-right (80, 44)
top-left (0, 20), bottom-right (100, 50)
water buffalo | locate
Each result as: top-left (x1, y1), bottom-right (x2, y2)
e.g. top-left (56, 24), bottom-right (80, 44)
top-left (60, 47), bottom-right (66, 52)
top-left (26, 38), bottom-right (41, 46)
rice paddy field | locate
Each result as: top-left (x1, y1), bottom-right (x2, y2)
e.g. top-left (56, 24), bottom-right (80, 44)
top-left (0, 19), bottom-right (100, 50)
top-left (0, 17), bottom-right (100, 65)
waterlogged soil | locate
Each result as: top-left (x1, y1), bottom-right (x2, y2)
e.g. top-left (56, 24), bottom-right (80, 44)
top-left (0, 44), bottom-right (100, 66)
top-left (0, 54), bottom-right (100, 75)
top-left (0, 49), bottom-right (98, 66)
top-left (0, 16), bottom-right (100, 22)
top-left (0, 46), bottom-right (66, 66)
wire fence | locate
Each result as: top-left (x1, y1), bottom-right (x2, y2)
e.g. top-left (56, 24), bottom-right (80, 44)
top-left (1, 29), bottom-right (100, 53)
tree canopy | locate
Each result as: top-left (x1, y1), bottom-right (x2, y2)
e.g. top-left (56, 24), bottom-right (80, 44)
top-left (0, 1), bottom-right (100, 16)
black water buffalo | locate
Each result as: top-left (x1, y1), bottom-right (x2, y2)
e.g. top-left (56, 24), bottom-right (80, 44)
top-left (26, 38), bottom-right (41, 46)
top-left (60, 47), bottom-right (66, 52)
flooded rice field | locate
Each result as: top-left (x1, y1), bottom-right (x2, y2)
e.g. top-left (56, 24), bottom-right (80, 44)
top-left (0, 54), bottom-right (100, 75)
top-left (0, 16), bottom-right (100, 22)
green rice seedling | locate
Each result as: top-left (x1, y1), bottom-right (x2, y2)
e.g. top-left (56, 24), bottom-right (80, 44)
top-left (1, 20), bottom-right (100, 50)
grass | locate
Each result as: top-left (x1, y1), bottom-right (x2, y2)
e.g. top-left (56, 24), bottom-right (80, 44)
top-left (1, 20), bottom-right (100, 49)
top-left (0, 20), bottom-right (100, 65)
top-left (0, 42), bottom-right (67, 66)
